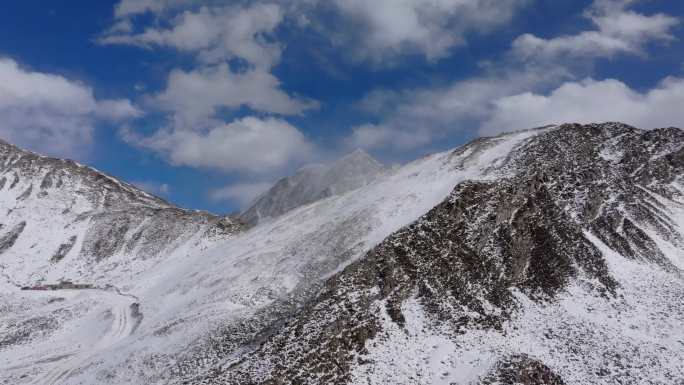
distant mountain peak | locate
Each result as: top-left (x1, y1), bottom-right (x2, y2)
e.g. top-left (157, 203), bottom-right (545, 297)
top-left (241, 150), bottom-right (386, 224)
top-left (334, 148), bottom-right (383, 169)
top-left (342, 147), bottom-right (374, 159)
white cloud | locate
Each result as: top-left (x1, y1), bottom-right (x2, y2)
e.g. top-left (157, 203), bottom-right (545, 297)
top-left (346, 67), bottom-right (565, 150)
top-left (124, 117), bottom-right (314, 173)
top-left (104, 2), bottom-right (315, 124)
top-left (481, 77), bottom-right (684, 135)
top-left (103, 2), bottom-right (321, 173)
top-left (102, 0), bottom-right (527, 171)
top-left (111, 0), bottom-right (528, 63)
top-left (512, 0), bottom-right (679, 61)
top-left (95, 99), bottom-right (143, 120)
top-left (103, 4), bottom-right (283, 69)
top-left (208, 181), bottom-right (272, 207)
top-left (327, 0), bottom-right (527, 61)
top-left (346, 123), bottom-right (429, 150)
top-left (350, 70), bottom-right (684, 151)
top-left (0, 58), bottom-right (140, 157)
top-left (153, 64), bottom-right (317, 127)
top-left (346, 0), bottom-right (681, 151)
top-left (114, 0), bottom-right (193, 18)
top-left (131, 180), bottom-right (171, 196)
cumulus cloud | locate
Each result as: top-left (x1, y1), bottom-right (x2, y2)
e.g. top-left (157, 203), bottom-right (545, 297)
top-left (0, 58), bottom-right (140, 157)
top-left (346, 0), bottom-right (681, 151)
top-left (103, 3), bottom-right (307, 124)
top-left (103, 2), bottom-right (321, 175)
top-left (110, 0), bottom-right (528, 63)
top-left (102, 0), bottom-right (529, 173)
top-left (512, 0), bottom-right (679, 61)
top-left (324, 0), bottom-right (527, 61)
top-left (95, 99), bottom-right (142, 120)
top-left (153, 64), bottom-right (318, 127)
top-left (123, 117), bottom-right (314, 173)
top-left (345, 68), bottom-right (565, 150)
top-left (208, 181), bottom-right (272, 207)
top-left (102, 2), bottom-right (312, 123)
top-left (481, 77), bottom-right (684, 135)
top-left (103, 4), bottom-right (283, 69)
top-left (346, 123), bottom-right (427, 151)
top-left (349, 70), bottom-right (684, 151)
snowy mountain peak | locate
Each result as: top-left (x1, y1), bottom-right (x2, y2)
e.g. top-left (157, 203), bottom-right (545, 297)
top-left (0, 136), bottom-right (169, 210)
top-left (241, 149), bottom-right (386, 224)
top-left (338, 148), bottom-right (378, 163)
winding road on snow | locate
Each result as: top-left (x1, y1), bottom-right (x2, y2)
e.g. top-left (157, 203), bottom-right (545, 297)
top-left (27, 289), bottom-right (140, 385)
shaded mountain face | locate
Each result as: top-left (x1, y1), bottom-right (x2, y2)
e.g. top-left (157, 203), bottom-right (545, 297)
top-left (241, 149), bottom-right (386, 224)
top-left (1, 123), bottom-right (682, 385)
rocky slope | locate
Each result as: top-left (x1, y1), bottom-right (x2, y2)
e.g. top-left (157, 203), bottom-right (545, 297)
top-left (0, 123), bottom-right (682, 385)
top-left (193, 123), bottom-right (684, 385)
top-left (241, 149), bottom-right (385, 224)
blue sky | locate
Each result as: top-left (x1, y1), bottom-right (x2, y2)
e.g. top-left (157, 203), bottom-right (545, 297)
top-left (0, 0), bottom-right (682, 213)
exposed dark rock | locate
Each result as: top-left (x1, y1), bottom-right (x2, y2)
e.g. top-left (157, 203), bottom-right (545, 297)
top-left (202, 175), bottom-right (617, 384)
top-left (478, 354), bottom-right (565, 385)
top-left (0, 316), bottom-right (58, 350)
top-left (501, 123), bottom-right (684, 269)
top-left (0, 221), bottom-right (26, 255)
top-left (51, 235), bottom-right (77, 263)
top-left (17, 184), bottom-right (32, 201)
top-left (9, 173), bottom-right (19, 189)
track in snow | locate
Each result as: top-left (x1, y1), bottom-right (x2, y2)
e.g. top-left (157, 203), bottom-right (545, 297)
top-left (28, 291), bottom-right (138, 385)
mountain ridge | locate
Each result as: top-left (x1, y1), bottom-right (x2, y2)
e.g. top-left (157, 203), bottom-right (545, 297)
top-left (193, 122), bottom-right (684, 385)
top-left (0, 137), bottom-right (242, 288)
top-left (0, 122), bottom-right (682, 385)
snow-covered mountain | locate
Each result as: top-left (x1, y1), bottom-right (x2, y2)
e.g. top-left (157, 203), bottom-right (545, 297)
top-left (241, 149), bottom-right (386, 224)
top-left (0, 138), bottom-right (241, 288)
top-left (1, 123), bottom-right (682, 385)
